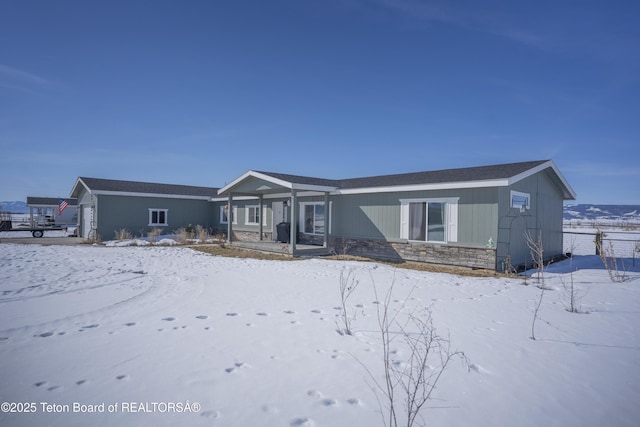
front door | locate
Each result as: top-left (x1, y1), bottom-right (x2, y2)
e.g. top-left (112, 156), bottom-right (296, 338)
top-left (271, 202), bottom-right (288, 241)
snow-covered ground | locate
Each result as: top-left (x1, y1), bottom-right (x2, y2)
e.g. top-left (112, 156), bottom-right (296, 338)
top-left (1, 243), bottom-right (639, 427)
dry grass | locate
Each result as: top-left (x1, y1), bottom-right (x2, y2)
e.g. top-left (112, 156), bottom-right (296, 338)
top-left (191, 246), bottom-right (503, 277)
top-left (191, 244), bottom-right (298, 261)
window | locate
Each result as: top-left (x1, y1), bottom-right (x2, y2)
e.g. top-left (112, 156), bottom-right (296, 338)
top-left (148, 209), bottom-right (168, 226)
top-left (246, 205), bottom-right (260, 225)
top-left (220, 205), bottom-right (237, 224)
top-left (511, 191), bottom-right (530, 210)
top-left (400, 198), bottom-right (458, 243)
top-left (301, 203), bottom-right (325, 235)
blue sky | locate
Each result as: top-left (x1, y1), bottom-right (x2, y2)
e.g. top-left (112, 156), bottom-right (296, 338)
top-left (1, 0), bottom-right (639, 204)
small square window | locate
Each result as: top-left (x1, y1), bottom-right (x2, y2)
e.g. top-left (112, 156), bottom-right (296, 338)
top-left (149, 209), bottom-right (168, 226)
top-left (511, 191), bottom-right (530, 210)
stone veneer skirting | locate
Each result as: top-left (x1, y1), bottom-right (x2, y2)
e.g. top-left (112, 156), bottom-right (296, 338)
top-left (329, 236), bottom-right (497, 270)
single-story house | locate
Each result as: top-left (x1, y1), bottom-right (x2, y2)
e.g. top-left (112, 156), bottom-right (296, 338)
top-left (69, 177), bottom-right (219, 240)
top-left (67, 160), bottom-right (575, 271)
top-left (26, 197), bottom-right (78, 227)
top-left (214, 159), bottom-right (576, 271)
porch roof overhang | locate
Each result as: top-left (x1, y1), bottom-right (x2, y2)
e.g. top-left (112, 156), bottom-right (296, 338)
top-left (216, 170), bottom-right (339, 197)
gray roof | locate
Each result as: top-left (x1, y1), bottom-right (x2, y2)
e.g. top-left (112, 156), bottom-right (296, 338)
top-left (255, 171), bottom-right (342, 188)
top-left (27, 197), bottom-right (77, 206)
top-left (338, 160), bottom-right (549, 189)
top-left (78, 177), bottom-right (219, 198)
top-left (259, 160), bottom-right (549, 189)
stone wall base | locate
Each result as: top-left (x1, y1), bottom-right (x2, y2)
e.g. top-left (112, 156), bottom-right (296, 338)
top-left (330, 236), bottom-right (497, 270)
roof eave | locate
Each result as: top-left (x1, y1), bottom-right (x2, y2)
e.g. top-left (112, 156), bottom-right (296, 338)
top-left (507, 160), bottom-right (577, 200)
top-left (217, 170), bottom-right (337, 196)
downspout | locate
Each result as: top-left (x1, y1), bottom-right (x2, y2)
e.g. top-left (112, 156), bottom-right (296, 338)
top-left (227, 192), bottom-right (233, 244)
top-left (323, 192), bottom-right (329, 248)
top-left (290, 190), bottom-right (297, 256)
top-left (259, 194), bottom-right (264, 241)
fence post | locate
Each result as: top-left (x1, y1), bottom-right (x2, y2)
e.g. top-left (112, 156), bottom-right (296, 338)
top-left (595, 231), bottom-right (603, 256)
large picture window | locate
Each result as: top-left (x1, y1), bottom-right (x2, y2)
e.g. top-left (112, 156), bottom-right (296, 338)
top-left (301, 203), bottom-right (325, 235)
top-left (400, 198), bottom-right (458, 243)
top-left (148, 209), bottom-right (168, 226)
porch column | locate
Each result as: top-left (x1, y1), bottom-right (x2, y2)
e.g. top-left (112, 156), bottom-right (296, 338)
top-left (290, 190), bottom-right (297, 256)
top-left (258, 194), bottom-right (264, 241)
top-left (227, 192), bottom-right (233, 243)
top-left (323, 192), bottom-right (329, 248)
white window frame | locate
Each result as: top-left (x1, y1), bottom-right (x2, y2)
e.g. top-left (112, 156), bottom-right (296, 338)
top-left (148, 208), bottom-right (168, 226)
top-left (220, 205), bottom-right (237, 225)
top-left (510, 191), bottom-right (530, 210)
top-left (299, 202), bottom-right (326, 235)
top-left (246, 205), bottom-right (260, 225)
top-left (399, 198), bottom-right (458, 243)
top-left (263, 205), bottom-right (268, 227)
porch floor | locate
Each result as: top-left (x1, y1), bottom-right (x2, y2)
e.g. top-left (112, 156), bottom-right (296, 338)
top-left (230, 240), bottom-right (332, 257)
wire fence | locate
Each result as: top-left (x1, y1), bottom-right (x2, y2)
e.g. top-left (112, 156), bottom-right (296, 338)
top-left (564, 230), bottom-right (640, 260)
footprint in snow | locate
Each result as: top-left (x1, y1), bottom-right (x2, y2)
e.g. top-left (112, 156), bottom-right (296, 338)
top-left (225, 362), bottom-right (249, 373)
top-left (37, 332), bottom-right (54, 338)
top-left (200, 409), bottom-right (220, 419)
top-left (195, 315), bottom-right (208, 320)
top-left (76, 379), bottom-right (87, 385)
top-left (347, 398), bottom-right (362, 406)
top-left (290, 417), bottom-right (314, 426)
top-left (162, 317), bottom-right (176, 321)
top-left (469, 363), bottom-right (490, 374)
top-left (321, 399), bottom-right (338, 407)
top-left (226, 312), bottom-right (239, 317)
top-left (116, 374), bottom-right (129, 381)
top-left (311, 309), bottom-right (322, 314)
top-left (284, 310), bottom-right (296, 314)
top-left (125, 322), bottom-right (137, 327)
top-left (34, 381), bottom-right (47, 387)
top-left (256, 312), bottom-right (269, 316)
top-left (307, 390), bottom-right (322, 398)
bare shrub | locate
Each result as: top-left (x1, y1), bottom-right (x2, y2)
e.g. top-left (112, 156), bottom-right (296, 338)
top-left (114, 228), bottom-right (132, 241)
top-left (174, 228), bottom-right (190, 244)
top-left (336, 268), bottom-right (360, 336)
top-left (361, 279), bottom-right (467, 427)
top-left (562, 238), bottom-right (586, 313)
top-left (195, 224), bottom-right (209, 243)
top-left (524, 230), bottom-right (547, 289)
top-left (599, 239), bottom-right (629, 283)
top-left (147, 227), bottom-right (162, 244)
top-left (525, 230), bottom-right (546, 340)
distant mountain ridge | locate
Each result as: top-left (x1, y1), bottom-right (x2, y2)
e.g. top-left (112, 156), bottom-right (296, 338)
top-left (564, 204), bottom-right (640, 223)
top-left (0, 201), bottom-right (28, 213)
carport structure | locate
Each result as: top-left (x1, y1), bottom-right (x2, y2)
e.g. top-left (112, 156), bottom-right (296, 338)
top-left (217, 171), bottom-right (339, 256)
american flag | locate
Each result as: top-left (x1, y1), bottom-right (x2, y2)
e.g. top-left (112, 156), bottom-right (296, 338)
top-left (58, 198), bottom-right (69, 215)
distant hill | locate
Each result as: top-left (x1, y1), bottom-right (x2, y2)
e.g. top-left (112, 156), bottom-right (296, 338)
top-left (564, 204), bottom-right (640, 224)
top-left (0, 201), bottom-right (28, 213)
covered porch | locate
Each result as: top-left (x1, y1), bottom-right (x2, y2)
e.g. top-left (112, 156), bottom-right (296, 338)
top-left (216, 170), bottom-right (339, 257)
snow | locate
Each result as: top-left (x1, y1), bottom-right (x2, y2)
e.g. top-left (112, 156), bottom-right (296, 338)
top-left (1, 243), bottom-right (639, 427)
